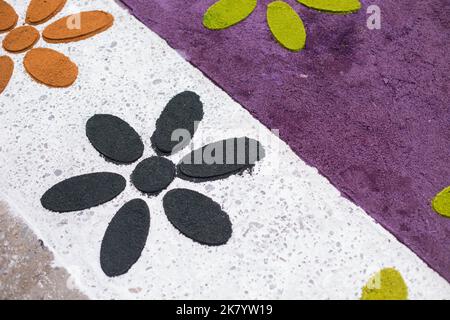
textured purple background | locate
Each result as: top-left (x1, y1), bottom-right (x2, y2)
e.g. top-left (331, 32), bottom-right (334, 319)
top-left (118, 0), bottom-right (450, 281)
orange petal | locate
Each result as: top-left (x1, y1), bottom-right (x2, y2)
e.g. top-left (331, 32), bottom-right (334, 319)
top-left (3, 26), bottom-right (40, 53)
top-left (43, 11), bottom-right (114, 43)
top-left (0, 0), bottom-right (18, 33)
top-left (24, 48), bottom-right (78, 88)
top-left (26, 0), bottom-right (67, 25)
top-left (0, 55), bottom-right (14, 94)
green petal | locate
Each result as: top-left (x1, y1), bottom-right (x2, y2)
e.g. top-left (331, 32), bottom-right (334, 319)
top-left (361, 268), bottom-right (408, 300)
top-left (432, 186), bottom-right (450, 218)
top-left (203, 0), bottom-right (257, 30)
top-left (297, 0), bottom-right (361, 14)
top-left (266, 1), bottom-right (306, 52)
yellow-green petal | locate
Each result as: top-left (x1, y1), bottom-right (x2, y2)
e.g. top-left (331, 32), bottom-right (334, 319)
top-left (203, 0), bottom-right (257, 30)
top-left (267, 1), bottom-right (306, 52)
top-left (432, 186), bottom-right (450, 218)
top-left (297, 0), bottom-right (361, 14)
top-left (361, 268), bottom-right (408, 300)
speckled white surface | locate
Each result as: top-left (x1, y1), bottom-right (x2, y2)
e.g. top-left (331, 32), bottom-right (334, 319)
top-left (0, 0), bottom-right (449, 299)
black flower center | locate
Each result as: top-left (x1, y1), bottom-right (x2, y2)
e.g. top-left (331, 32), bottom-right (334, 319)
top-left (131, 156), bottom-right (176, 195)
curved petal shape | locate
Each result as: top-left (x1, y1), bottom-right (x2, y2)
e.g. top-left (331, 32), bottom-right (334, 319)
top-left (100, 199), bottom-right (150, 277)
top-left (267, 1), bottom-right (306, 52)
top-left (0, 0), bottom-right (18, 33)
top-left (163, 189), bottom-right (232, 246)
top-left (26, 0), bottom-right (67, 25)
top-left (24, 48), bottom-right (78, 88)
top-left (41, 172), bottom-right (126, 212)
top-left (86, 114), bottom-right (144, 164)
top-left (151, 91), bottom-right (204, 155)
top-left (361, 268), bottom-right (408, 300)
top-left (203, 0), bottom-right (257, 30)
top-left (43, 10), bottom-right (114, 43)
top-left (177, 137), bottom-right (265, 182)
top-left (3, 26), bottom-right (40, 53)
top-left (297, 0), bottom-right (361, 14)
top-left (432, 186), bottom-right (450, 218)
top-left (0, 56), bottom-right (13, 95)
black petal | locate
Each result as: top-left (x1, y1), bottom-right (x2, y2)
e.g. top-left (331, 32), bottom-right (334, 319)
top-left (151, 91), bottom-right (204, 155)
top-left (131, 156), bottom-right (176, 195)
top-left (177, 137), bottom-right (265, 182)
top-left (100, 199), bottom-right (150, 277)
top-left (86, 114), bottom-right (144, 164)
top-left (41, 172), bottom-right (126, 213)
top-left (163, 189), bottom-right (232, 246)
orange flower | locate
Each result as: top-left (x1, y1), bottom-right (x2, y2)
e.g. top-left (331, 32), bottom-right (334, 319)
top-left (0, 0), bottom-right (113, 94)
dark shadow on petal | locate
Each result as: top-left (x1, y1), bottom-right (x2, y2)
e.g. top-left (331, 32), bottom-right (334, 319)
top-left (151, 91), bottom-right (204, 156)
top-left (41, 172), bottom-right (126, 212)
top-left (177, 137), bottom-right (265, 182)
top-left (100, 199), bottom-right (150, 277)
top-left (163, 188), bottom-right (232, 246)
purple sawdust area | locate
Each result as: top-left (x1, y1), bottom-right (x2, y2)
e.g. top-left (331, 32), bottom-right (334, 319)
top-left (118, 0), bottom-right (450, 281)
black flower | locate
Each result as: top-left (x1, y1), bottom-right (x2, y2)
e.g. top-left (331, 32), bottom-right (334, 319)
top-left (41, 91), bottom-right (265, 277)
